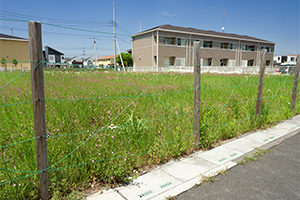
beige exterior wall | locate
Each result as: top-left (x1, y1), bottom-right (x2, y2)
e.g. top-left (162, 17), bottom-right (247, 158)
top-left (132, 32), bottom-right (153, 67)
top-left (0, 39), bottom-right (30, 70)
top-left (98, 58), bottom-right (115, 66)
top-left (132, 30), bottom-right (275, 68)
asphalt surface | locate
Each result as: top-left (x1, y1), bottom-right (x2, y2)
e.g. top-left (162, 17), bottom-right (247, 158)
top-left (176, 133), bottom-right (300, 200)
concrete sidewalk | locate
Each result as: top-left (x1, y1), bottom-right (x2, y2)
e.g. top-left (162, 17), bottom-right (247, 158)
top-left (87, 115), bottom-right (300, 200)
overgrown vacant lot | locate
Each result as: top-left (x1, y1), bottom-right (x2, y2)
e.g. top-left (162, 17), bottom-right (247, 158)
top-left (1, 70), bottom-right (299, 199)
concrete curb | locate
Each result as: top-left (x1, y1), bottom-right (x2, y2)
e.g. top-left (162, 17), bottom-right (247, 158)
top-left (87, 115), bottom-right (300, 200)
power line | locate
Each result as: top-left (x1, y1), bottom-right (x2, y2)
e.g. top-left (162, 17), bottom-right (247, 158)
top-left (0, 10), bottom-right (112, 25)
top-left (0, 25), bottom-right (113, 38)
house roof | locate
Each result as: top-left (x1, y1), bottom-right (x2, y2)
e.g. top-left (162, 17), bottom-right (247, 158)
top-left (0, 33), bottom-right (28, 41)
top-left (45, 46), bottom-right (64, 55)
top-left (97, 55), bottom-right (118, 60)
top-left (132, 24), bottom-right (275, 44)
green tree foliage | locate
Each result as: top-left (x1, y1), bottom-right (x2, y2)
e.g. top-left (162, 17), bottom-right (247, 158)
top-left (116, 53), bottom-right (133, 67)
top-left (12, 58), bottom-right (18, 67)
top-left (1, 57), bottom-right (6, 65)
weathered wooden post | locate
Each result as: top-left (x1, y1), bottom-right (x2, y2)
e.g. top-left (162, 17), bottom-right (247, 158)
top-left (193, 41), bottom-right (201, 148)
top-left (291, 54), bottom-right (300, 112)
top-left (28, 21), bottom-right (49, 200)
top-left (256, 49), bottom-right (267, 116)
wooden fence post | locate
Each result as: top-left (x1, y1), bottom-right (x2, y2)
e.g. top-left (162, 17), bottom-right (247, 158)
top-left (193, 41), bottom-right (201, 148)
top-left (291, 54), bottom-right (300, 112)
top-left (28, 21), bottom-right (49, 200)
top-left (256, 49), bottom-right (267, 116)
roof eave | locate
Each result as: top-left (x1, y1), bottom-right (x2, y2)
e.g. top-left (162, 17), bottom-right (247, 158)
top-left (132, 27), bottom-right (275, 45)
top-left (0, 37), bottom-right (29, 42)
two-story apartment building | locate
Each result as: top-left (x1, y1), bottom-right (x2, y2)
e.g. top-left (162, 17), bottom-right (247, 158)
top-left (97, 55), bottom-right (118, 68)
top-left (131, 25), bottom-right (275, 70)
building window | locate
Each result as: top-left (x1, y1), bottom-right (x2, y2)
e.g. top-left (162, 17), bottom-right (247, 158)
top-left (164, 56), bottom-right (176, 66)
top-left (203, 58), bottom-right (212, 66)
top-left (154, 36), bottom-right (157, 44)
top-left (247, 59), bottom-right (254, 66)
top-left (230, 43), bottom-right (236, 50)
top-left (243, 44), bottom-right (255, 51)
top-left (291, 57), bottom-right (295, 61)
top-left (248, 45), bottom-right (255, 51)
top-left (177, 38), bottom-right (185, 46)
top-left (203, 41), bottom-right (213, 48)
top-left (220, 59), bottom-right (228, 66)
top-left (260, 46), bottom-right (272, 53)
top-left (221, 43), bottom-right (229, 49)
top-left (164, 37), bottom-right (176, 45)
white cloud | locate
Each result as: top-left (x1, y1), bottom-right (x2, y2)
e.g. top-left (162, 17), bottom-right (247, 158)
top-left (160, 11), bottom-right (177, 17)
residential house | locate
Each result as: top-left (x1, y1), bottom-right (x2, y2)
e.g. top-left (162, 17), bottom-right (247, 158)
top-left (131, 25), bottom-right (275, 70)
top-left (0, 33), bottom-right (30, 71)
top-left (43, 46), bottom-right (66, 68)
top-left (68, 56), bottom-right (84, 68)
top-left (97, 55), bottom-right (118, 68)
top-left (273, 54), bottom-right (297, 66)
top-left (83, 57), bottom-right (94, 67)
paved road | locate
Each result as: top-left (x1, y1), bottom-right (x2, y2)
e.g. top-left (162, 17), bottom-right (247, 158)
top-left (176, 133), bottom-right (300, 200)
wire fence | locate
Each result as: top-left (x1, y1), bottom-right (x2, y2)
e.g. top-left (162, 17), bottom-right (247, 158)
top-left (0, 19), bottom-right (299, 199)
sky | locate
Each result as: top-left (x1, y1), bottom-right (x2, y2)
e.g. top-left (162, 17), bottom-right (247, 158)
top-left (0, 0), bottom-right (299, 58)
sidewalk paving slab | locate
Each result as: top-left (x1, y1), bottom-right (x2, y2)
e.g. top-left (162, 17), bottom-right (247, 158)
top-left (87, 115), bottom-right (300, 200)
top-left (117, 168), bottom-right (183, 200)
top-left (196, 146), bottom-right (243, 165)
top-left (159, 156), bottom-right (218, 182)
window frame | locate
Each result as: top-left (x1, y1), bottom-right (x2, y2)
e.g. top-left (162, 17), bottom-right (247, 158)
top-left (230, 43), bottom-right (236, 51)
top-left (203, 41), bottom-right (213, 48)
top-left (164, 37), bottom-right (176, 45)
top-left (221, 42), bottom-right (230, 49)
top-left (177, 37), bottom-right (186, 47)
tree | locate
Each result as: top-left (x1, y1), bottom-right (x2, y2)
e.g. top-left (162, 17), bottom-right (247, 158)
top-left (116, 53), bottom-right (133, 68)
top-left (1, 58), bottom-right (6, 71)
top-left (12, 58), bottom-right (18, 69)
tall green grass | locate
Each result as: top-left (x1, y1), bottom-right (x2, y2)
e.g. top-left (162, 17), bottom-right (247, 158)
top-left (0, 70), bottom-right (299, 199)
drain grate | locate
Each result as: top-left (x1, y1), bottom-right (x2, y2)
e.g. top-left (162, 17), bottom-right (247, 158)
top-left (160, 182), bottom-right (173, 189)
top-left (230, 153), bottom-right (237, 157)
top-left (139, 190), bottom-right (153, 198)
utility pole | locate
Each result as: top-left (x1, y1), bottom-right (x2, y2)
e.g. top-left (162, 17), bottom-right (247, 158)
top-left (82, 47), bottom-right (85, 56)
top-left (90, 37), bottom-right (98, 67)
top-left (113, 1), bottom-right (117, 71)
top-left (10, 28), bottom-right (13, 36)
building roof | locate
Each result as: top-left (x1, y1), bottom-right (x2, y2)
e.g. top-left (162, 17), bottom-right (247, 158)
top-left (132, 24), bottom-right (275, 44)
top-left (45, 46), bottom-right (64, 55)
top-left (0, 33), bottom-right (28, 41)
top-left (97, 55), bottom-right (118, 60)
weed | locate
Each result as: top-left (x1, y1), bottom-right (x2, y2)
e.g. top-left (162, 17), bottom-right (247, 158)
top-left (253, 148), bottom-right (272, 157)
top-left (165, 196), bottom-right (176, 200)
top-left (218, 168), bottom-right (228, 175)
top-left (196, 174), bottom-right (219, 186)
top-left (238, 148), bottom-right (272, 165)
top-left (0, 71), bottom-right (298, 199)
top-left (238, 156), bottom-right (257, 165)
